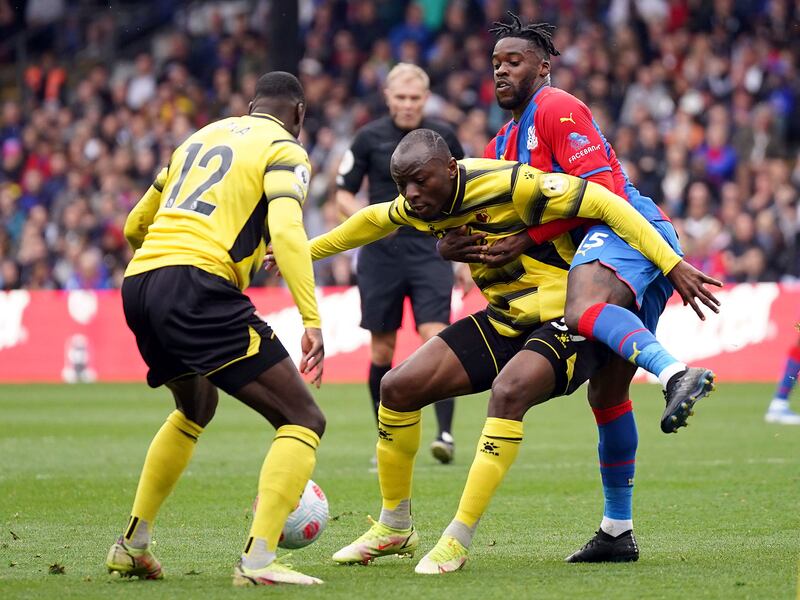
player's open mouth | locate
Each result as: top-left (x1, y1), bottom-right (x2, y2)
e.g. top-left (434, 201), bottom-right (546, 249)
top-left (496, 80), bottom-right (511, 90)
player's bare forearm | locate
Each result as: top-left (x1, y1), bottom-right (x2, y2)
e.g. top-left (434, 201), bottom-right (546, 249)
top-left (334, 189), bottom-right (367, 219)
top-left (309, 203), bottom-right (399, 260)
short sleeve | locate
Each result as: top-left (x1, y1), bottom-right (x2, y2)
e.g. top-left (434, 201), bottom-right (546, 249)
top-left (262, 140), bottom-right (312, 205)
top-left (538, 95), bottom-right (612, 180)
top-left (336, 130), bottom-right (370, 193)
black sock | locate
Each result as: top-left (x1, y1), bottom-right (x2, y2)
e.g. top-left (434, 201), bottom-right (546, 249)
top-left (368, 363), bottom-right (392, 424)
top-left (434, 398), bottom-right (455, 438)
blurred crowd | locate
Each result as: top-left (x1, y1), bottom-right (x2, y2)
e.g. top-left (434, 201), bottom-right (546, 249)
top-left (1, 0), bottom-right (800, 290)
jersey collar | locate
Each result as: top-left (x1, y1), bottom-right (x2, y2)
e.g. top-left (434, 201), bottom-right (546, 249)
top-left (249, 112), bottom-right (286, 127)
top-left (441, 164), bottom-right (466, 216)
top-left (511, 85), bottom-right (549, 125)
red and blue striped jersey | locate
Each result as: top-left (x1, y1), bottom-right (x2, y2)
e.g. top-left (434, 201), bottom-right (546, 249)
top-left (485, 86), bottom-right (668, 223)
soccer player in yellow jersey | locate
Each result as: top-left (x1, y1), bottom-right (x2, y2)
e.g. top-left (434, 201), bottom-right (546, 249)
top-left (306, 129), bottom-right (720, 572)
top-left (106, 72), bottom-right (325, 586)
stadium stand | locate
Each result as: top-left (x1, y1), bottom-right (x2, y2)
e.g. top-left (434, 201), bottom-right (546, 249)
top-left (0, 0), bottom-right (799, 290)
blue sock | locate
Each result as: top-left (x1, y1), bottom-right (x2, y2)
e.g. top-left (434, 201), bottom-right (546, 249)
top-left (578, 303), bottom-right (680, 379)
top-left (593, 400), bottom-right (637, 522)
top-left (775, 346), bottom-right (800, 401)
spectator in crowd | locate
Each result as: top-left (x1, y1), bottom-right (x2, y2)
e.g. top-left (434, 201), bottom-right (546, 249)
top-left (0, 0), bottom-right (799, 289)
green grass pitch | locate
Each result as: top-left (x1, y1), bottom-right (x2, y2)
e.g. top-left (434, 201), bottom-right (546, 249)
top-left (1, 382), bottom-right (798, 599)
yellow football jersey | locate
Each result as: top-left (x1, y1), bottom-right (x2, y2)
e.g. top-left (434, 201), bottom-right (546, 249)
top-left (125, 113), bottom-right (312, 291)
top-left (311, 158), bottom-right (681, 337)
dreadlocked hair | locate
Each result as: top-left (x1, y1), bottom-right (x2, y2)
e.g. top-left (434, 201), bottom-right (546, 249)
top-left (488, 11), bottom-right (560, 58)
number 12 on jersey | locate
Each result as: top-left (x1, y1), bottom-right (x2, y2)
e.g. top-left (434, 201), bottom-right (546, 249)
top-left (164, 143), bottom-right (234, 216)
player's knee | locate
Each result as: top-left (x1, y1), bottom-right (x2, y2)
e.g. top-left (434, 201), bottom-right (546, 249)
top-left (299, 404), bottom-right (326, 438)
top-left (563, 300), bottom-right (585, 333)
top-left (192, 402), bottom-right (217, 428)
top-left (379, 367), bottom-right (415, 411)
top-left (489, 377), bottom-right (530, 421)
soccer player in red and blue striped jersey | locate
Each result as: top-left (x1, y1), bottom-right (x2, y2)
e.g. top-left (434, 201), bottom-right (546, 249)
top-left (438, 13), bottom-right (718, 563)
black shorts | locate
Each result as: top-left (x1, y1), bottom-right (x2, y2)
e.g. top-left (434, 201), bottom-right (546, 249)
top-left (356, 233), bottom-right (453, 332)
top-left (121, 266), bottom-right (289, 395)
top-left (439, 311), bottom-right (610, 397)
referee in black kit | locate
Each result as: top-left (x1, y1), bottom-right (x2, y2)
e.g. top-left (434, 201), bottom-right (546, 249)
top-left (336, 63), bottom-right (464, 464)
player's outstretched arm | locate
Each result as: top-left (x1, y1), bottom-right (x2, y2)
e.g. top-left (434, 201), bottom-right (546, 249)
top-left (309, 202), bottom-right (401, 260)
top-left (124, 167), bottom-right (167, 250)
top-left (572, 180), bottom-right (683, 275)
top-left (569, 179), bottom-right (723, 319)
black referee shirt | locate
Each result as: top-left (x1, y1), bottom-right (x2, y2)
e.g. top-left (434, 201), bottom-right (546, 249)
top-left (337, 115), bottom-right (465, 212)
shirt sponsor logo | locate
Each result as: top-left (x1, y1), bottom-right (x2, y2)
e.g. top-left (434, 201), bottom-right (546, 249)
top-left (527, 125), bottom-right (538, 150)
top-left (568, 143), bottom-right (602, 164)
top-left (559, 112), bottom-right (576, 124)
top-left (568, 132), bottom-right (590, 150)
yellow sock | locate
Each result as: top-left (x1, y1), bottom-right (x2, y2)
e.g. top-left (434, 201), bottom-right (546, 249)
top-left (455, 417), bottom-right (523, 528)
top-left (126, 410), bottom-right (203, 546)
top-left (246, 425), bottom-right (319, 554)
top-left (377, 404), bottom-right (421, 512)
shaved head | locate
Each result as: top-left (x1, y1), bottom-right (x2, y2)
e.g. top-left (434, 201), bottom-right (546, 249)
top-left (389, 129), bottom-right (458, 220)
top-left (391, 129), bottom-right (452, 175)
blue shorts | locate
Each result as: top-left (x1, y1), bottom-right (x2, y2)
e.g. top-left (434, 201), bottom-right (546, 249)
top-left (570, 220), bottom-right (683, 333)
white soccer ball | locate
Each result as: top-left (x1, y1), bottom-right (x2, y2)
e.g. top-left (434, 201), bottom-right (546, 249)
top-left (278, 479), bottom-right (329, 549)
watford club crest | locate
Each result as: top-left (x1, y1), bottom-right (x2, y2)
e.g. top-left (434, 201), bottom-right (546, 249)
top-left (475, 211), bottom-right (490, 223)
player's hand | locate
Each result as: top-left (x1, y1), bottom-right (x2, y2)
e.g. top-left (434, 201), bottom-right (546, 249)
top-left (666, 260), bottom-right (723, 320)
top-left (299, 327), bottom-right (324, 388)
top-left (437, 226), bottom-right (487, 263)
top-left (263, 246), bottom-right (281, 277)
top-left (479, 230), bottom-right (534, 268)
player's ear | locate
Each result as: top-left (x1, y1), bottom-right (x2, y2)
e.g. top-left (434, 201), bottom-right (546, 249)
top-left (295, 102), bottom-right (306, 130)
top-left (448, 157), bottom-right (458, 179)
top-left (539, 59), bottom-right (551, 78)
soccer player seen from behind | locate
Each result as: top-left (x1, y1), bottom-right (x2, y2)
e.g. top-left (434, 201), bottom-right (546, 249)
top-left (106, 72), bottom-right (326, 586)
top-left (301, 130), bottom-right (721, 572)
top-left (336, 63), bottom-right (465, 464)
top-left (441, 13), bottom-right (717, 436)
